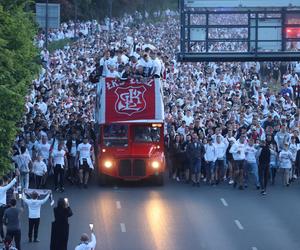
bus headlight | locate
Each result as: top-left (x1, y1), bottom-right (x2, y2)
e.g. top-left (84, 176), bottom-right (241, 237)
top-left (104, 160), bottom-right (113, 168)
top-left (151, 161), bottom-right (160, 169)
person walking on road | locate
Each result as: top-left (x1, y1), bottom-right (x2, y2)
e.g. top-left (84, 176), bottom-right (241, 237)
top-left (51, 143), bottom-right (68, 192)
top-left (75, 228), bottom-right (96, 250)
top-left (22, 190), bottom-right (51, 242)
top-left (230, 135), bottom-right (247, 190)
top-left (77, 137), bottom-right (94, 188)
top-left (279, 142), bottom-right (293, 187)
top-left (3, 199), bottom-right (22, 250)
top-left (187, 133), bottom-right (205, 187)
top-left (50, 198), bottom-right (73, 250)
top-left (257, 140), bottom-right (271, 195)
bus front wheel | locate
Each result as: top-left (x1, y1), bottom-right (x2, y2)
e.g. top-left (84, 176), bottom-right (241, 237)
top-left (98, 172), bottom-right (108, 186)
top-left (154, 173), bottom-right (164, 186)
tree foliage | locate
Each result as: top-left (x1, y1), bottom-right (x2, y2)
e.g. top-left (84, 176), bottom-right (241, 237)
top-left (36, 0), bottom-right (178, 22)
top-left (0, 1), bottom-right (40, 175)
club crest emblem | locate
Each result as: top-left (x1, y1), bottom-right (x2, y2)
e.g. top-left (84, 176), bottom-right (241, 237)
top-left (114, 86), bottom-right (147, 116)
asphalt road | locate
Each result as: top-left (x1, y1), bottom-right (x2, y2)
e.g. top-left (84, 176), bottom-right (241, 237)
top-left (15, 173), bottom-right (300, 250)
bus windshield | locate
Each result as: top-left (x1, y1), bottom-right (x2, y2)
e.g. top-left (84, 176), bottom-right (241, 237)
top-left (103, 124), bottom-right (128, 147)
top-left (133, 125), bottom-right (161, 143)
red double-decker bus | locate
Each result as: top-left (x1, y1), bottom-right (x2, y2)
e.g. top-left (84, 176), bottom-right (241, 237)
top-left (95, 77), bottom-right (165, 185)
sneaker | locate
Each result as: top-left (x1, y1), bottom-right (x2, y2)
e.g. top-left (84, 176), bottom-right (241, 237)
top-left (256, 185), bottom-right (260, 190)
top-left (34, 239), bottom-right (40, 242)
top-left (260, 189), bottom-right (265, 194)
top-left (233, 182), bottom-right (237, 188)
top-left (293, 174), bottom-right (297, 179)
top-left (229, 180), bottom-right (234, 185)
top-left (286, 183), bottom-right (290, 187)
top-left (176, 177), bottom-right (180, 182)
top-left (244, 184), bottom-right (248, 189)
top-left (238, 185), bottom-right (244, 190)
top-left (55, 188), bottom-right (59, 192)
top-left (60, 187), bottom-right (64, 193)
top-left (262, 191), bottom-right (267, 195)
top-left (203, 178), bottom-right (207, 182)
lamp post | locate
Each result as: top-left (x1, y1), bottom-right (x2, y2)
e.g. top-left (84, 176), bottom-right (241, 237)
top-left (45, 0), bottom-right (49, 49)
top-left (109, 0), bottom-right (112, 37)
top-left (74, 0), bottom-right (78, 39)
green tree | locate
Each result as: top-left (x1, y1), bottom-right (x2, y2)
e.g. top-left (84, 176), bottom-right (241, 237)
top-left (0, 1), bottom-right (40, 175)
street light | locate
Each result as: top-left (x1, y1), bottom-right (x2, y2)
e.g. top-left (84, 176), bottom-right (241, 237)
top-left (45, 0), bottom-right (49, 49)
top-left (74, 0), bottom-right (78, 39)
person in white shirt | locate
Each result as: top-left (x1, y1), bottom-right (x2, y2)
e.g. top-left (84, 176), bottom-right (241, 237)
top-left (77, 137), bottom-right (94, 188)
top-left (22, 190), bottom-right (50, 242)
top-left (32, 155), bottom-right (47, 189)
top-left (279, 142), bottom-right (293, 186)
top-left (204, 138), bottom-right (217, 185)
top-left (244, 138), bottom-right (260, 189)
top-left (13, 147), bottom-right (31, 190)
top-left (51, 143), bottom-right (68, 192)
top-left (75, 230), bottom-right (96, 250)
top-left (0, 173), bottom-right (19, 242)
top-left (37, 136), bottom-right (51, 164)
top-left (229, 135), bottom-right (247, 189)
top-left (214, 135), bottom-right (228, 184)
top-left (37, 136), bottom-right (51, 187)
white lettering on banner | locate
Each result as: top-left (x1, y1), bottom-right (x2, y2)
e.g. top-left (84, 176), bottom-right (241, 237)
top-left (115, 86), bottom-right (146, 116)
top-left (106, 78), bottom-right (153, 90)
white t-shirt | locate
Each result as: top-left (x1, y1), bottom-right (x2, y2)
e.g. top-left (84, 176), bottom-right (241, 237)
top-left (32, 161), bottom-right (47, 176)
top-left (279, 150), bottom-right (293, 169)
top-left (37, 142), bottom-right (51, 160)
top-left (77, 143), bottom-right (92, 160)
top-left (52, 149), bottom-right (66, 166)
top-left (22, 194), bottom-right (50, 219)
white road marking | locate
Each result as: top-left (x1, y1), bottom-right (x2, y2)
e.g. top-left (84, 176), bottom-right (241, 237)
top-left (116, 201), bottom-right (121, 209)
top-left (220, 198), bottom-right (228, 207)
top-left (252, 247), bottom-right (258, 250)
top-left (120, 223), bottom-right (126, 232)
top-left (234, 220), bottom-right (244, 230)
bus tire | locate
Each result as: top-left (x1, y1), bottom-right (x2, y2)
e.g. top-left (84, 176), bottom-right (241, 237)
top-left (155, 173), bottom-right (164, 186)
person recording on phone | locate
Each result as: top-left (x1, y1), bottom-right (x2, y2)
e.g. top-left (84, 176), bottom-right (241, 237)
top-left (50, 197), bottom-right (73, 250)
top-left (75, 224), bottom-right (96, 250)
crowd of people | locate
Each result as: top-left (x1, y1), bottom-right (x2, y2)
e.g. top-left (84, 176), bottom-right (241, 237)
top-left (12, 10), bottom-right (300, 194)
top-left (0, 8), bottom-right (300, 249)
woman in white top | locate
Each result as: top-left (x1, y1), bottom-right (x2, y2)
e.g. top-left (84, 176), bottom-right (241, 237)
top-left (32, 155), bottom-right (47, 189)
top-left (279, 142), bottom-right (293, 186)
top-left (51, 143), bottom-right (68, 192)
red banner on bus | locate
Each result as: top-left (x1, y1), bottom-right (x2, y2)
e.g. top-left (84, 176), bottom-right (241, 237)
top-left (105, 78), bottom-right (156, 122)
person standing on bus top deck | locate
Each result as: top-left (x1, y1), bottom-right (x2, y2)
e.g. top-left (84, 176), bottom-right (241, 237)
top-left (77, 137), bottom-right (94, 189)
top-left (51, 142), bottom-right (68, 192)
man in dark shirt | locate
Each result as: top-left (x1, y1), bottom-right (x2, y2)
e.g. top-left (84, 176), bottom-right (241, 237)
top-left (3, 199), bottom-right (22, 250)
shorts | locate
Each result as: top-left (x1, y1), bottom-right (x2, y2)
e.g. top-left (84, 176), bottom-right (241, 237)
top-left (234, 160), bottom-right (245, 170)
top-left (79, 160), bottom-right (91, 172)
